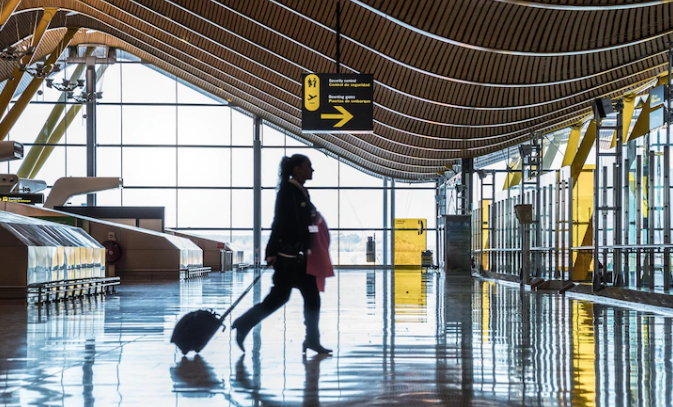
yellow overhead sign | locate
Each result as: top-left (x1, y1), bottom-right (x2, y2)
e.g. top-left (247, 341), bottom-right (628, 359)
top-left (304, 74), bottom-right (320, 112)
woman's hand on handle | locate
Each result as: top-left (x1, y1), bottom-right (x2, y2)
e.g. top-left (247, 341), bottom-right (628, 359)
top-left (266, 256), bottom-right (277, 266)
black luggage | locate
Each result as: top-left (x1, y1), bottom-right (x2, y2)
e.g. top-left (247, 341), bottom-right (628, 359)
top-left (171, 269), bottom-right (265, 355)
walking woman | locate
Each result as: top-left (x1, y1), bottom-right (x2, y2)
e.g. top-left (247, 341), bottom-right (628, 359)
top-left (232, 154), bottom-right (332, 355)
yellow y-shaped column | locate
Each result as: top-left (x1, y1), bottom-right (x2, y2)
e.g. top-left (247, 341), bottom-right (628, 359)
top-left (0, 27), bottom-right (78, 141)
top-left (0, 8), bottom-right (58, 119)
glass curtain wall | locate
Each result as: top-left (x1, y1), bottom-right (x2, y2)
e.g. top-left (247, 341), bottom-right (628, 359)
top-left (2, 56), bottom-right (437, 265)
top-left (465, 97), bottom-right (673, 292)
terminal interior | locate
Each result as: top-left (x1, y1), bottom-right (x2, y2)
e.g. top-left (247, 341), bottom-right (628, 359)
top-left (1, 1), bottom-right (673, 406)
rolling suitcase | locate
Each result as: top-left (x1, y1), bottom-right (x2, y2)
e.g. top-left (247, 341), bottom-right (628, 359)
top-left (171, 269), bottom-right (265, 355)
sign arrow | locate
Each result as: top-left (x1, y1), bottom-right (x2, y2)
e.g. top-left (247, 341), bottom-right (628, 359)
top-left (320, 106), bottom-right (353, 128)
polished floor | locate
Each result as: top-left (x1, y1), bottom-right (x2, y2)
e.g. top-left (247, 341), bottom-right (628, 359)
top-left (1, 269), bottom-right (673, 406)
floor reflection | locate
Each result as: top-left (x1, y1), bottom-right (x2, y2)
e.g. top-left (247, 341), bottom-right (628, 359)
top-left (1, 270), bottom-right (673, 405)
top-left (170, 355), bottom-right (224, 394)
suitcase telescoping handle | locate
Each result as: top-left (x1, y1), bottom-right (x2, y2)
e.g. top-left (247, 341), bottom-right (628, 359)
top-left (218, 266), bottom-right (268, 323)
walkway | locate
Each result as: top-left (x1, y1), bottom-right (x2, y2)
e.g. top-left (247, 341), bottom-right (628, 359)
top-left (0, 270), bottom-right (671, 406)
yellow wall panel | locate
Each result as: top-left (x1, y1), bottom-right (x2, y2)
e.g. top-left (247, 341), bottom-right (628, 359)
top-left (394, 267), bottom-right (427, 323)
top-left (394, 218), bottom-right (427, 266)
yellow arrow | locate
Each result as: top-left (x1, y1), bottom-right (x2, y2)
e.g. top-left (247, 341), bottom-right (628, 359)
top-left (320, 106), bottom-right (353, 127)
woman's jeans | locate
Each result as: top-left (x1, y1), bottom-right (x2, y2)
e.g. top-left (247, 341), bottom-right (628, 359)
top-left (233, 255), bottom-right (322, 343)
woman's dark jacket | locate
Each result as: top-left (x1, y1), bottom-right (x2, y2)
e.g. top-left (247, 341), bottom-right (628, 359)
top-left (265, 181), bottom-right (315, 258)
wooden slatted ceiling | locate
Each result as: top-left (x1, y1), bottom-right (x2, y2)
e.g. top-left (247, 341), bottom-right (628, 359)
top-left (2, 1), bottom-right (672, 179)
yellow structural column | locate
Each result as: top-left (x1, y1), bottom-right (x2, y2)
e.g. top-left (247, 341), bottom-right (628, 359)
top-left (0, 27), bottom-right (78, 141)
top-left (0, 7), bottom-right (58, 118)
top-left (0, 0), bottom-right (23, 28)
top-left (29, 103), bottom-right (82, 178)
top-left (570, 120), bottom-right (597, 182)
top-left (610, 95), bottom-right (636, 148)
top-left (30, 64), bottom-right (109, 178)
top-left (562, 123), bottom-right (583, 167)
top-left (17, 48), bottom-right (95, 178)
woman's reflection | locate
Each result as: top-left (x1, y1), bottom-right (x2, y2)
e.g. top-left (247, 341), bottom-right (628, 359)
top-left (170, 355), bottom-right (224, 394)
top-left (303, 353), bottom-right (331, 406)
top-left (232, 354), bottom-right (331, 406)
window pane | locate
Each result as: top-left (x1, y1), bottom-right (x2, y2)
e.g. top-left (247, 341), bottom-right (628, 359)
top-left (122, 106), bottom-right (176, 144)
top-left (339, 161), bottom-right (382, 187)
top-left (231, 148), bottom-right (253, 187)
top-left (231, 110), bottom-right (252, 146)
top-left (396, 182), bottom-right (435, 188)
top-left (261, 148), bottom-right (284, 187)
top-left (262, 189), bottom-right (276, 229)
top-left (178, 189), bottom-right (230, 228)
top-left (261, 124), bottom-right (285, 146)
top-left (339, 189), bottom-right (384, 228)
top-left (97, 147), bottom-right (121, 177)
top-left (123, 188), bottom-right (176, 228)
top-left (97, 189), bottom-right (122, 206)
top-left (231, 189), bottom-right (253, 228)
top-left (177, 81), bottom-right (220, 104)
top-left (98, 105), bottom-right (121, 144)
top-left (177, 148), bottom-right (230, 187)
top-left (66, 193), bottom-right (87, 207)
top-left (177, 106), bottom-right (230, 145)
top-left (100, 63), bottom-right (121, 103)
top-left (283, 147), bottom-right (340, 186)
top-left (121, 63), bottom-right (176, 104)
top-left (285, 135), bottom-right (306, 147)
top-left (33, 146), bottom-right (65, 185)
top-left (8, 104), bottom-right (54, 144)
top-left (63, 106), bottom-right (86, 145)
top-left (122, 147), bottom-right (176, 186)
top-left (336, 230), bottom-right (382, 266)
top-left (308, 190), bottom-right (338, 229)
top-left (394, 189), bottom-right (436, 229)
top-left (66, 146), bottom-right (87, 177)
top-left (230, 230), bottom-right (253, 264)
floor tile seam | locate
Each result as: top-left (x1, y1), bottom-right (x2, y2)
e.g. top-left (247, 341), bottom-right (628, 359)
top-left (481, 272), bottom-right (673, 317)
top-left (0, 333), bottom-right (152, 396)
top-left (473, 275), bottom-right (533, 291)
top-left (565, 291), bottom-right (673, 317)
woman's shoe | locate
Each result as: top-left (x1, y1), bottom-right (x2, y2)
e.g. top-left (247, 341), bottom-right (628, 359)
top-left (302, 340), bottom-right (332, 355)
top-left (231, 319), bottom-right (251, 353)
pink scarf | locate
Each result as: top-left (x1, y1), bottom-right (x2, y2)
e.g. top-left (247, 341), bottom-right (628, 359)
top-left (306, 212), bottom-right (334, 292)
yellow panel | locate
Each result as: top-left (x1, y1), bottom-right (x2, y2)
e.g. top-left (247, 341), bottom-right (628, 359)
top-left (572, 166), bottom-right (595, 280)
top-left (562, 124), bottom-right (582, 167)
top-left (572, 302), bottom-right (596, 407)
top-left (482, 200), bottom-right (489, 269)
top-left (571, 120), bottom-right (596, 182)
top-left (622, 95), bottom-right (636, 142)
top-left (481, 281), bottom-right (492, 342)
top-left (609, 129), bottom-right (617, 149)
top-left (394, 218), bottom-right (427, 266)
top-left (503, 158), bottom-right (522, 190)
top-left (628, 96), bottom-right (653, 142)
top-left (394, 267), bottom-right (427, 323)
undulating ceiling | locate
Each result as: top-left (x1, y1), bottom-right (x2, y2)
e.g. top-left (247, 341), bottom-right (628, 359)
top-left (0, 0), bottom-right (671, 179)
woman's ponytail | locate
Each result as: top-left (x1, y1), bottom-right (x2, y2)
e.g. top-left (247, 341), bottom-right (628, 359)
top-left (278, 154), bottom-right (309, 187)
top-left (279, 156), bottom-right (292, 185)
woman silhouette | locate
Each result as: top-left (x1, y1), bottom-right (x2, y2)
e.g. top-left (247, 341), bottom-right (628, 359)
top-left (232, 154), bottom-right (332, 355)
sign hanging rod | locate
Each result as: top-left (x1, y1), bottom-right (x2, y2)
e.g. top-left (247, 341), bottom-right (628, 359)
top-left (336, 0), bottom-right (341, 74)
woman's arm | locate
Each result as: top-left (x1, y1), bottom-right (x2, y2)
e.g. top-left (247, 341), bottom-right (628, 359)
top-left (265, 185), bottom-right (290, 258)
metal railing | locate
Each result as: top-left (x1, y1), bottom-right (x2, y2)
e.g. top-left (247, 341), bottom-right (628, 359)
top-left (26, 276), bottom-right (121, 304)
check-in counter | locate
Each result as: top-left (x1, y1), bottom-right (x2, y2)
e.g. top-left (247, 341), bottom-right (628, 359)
top-left (0, 211), bottom-right (105, 300)
top-left (1, 202), bottom-right (205, 280)
top-left (168, 230), bottom-right (244, 271)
